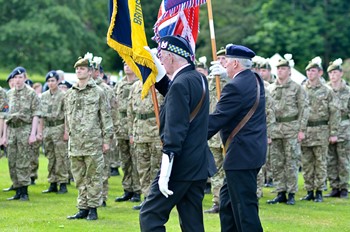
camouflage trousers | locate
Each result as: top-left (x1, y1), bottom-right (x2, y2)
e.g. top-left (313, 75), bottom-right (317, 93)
top-left (102, 148), bottom-right (111, 202)
top-left (118, 139), bottom-right (141, 193)
top-left (210, 147), bottom-right (225, 204)
top-left (7, 125), bottom-right (32, 188)
top-left (327, 141), bottom-right (350, 190)
top-left (29, 140), bottom-right (41, 180)
top-left (64, 141), bottom-right (73, 180)
top-left (257, 167), bottom-right (264, 199)
top-left (110, 138), bottom-right (120, 169)
top-left (301, 145), bottom-right (328, 191)
top-left (70, 153), bottom-right (104, 209)
top-left (261, 144), bottom-right (273, 183)
top-left (43, 125), bottom-right (69, 184)
top-left (134, 142), bottom-right (162, 197)
top-left (270, 138), bottom-right (300, 193)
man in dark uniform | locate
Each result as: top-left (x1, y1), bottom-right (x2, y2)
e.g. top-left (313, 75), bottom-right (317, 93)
top-left (208, 44), bottom-right (267, 232)
top-left (139, 35), bottom-right (210, 232)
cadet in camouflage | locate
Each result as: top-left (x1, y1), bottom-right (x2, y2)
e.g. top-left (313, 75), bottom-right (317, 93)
top-left (65, 56), bottom-right (113, 221)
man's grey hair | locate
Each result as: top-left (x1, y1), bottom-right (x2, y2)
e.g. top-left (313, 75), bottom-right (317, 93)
top-left (227, 57), bottom-right (253, 69)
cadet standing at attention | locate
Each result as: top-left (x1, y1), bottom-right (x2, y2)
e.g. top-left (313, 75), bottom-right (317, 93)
top-left (65, 56), bottom-right (113, 220)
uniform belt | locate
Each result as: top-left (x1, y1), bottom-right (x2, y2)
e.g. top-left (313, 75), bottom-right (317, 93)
top-left (276, 115), bottom-right (298, 123)
top-left (9, 121), bottom-right (31, 128)
top-left (46, 119), bottom-right (64, 127)
top-left (307, 120), bottom-right (328, 127)
top-left (119, 111), bottom-right (127, 118)
top-left (136, 112), bottom-right (155, 120)
top-left (341, 115), bottom-right (349, 121)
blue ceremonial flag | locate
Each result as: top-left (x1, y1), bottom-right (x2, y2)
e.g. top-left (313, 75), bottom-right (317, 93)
top-left (107, 0), bottom-right (157, 99)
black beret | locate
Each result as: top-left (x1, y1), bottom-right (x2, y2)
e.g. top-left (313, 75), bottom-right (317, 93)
top-left (12, 66), bottom-right (26, 76)
top-left (99, 65), bottom-right (104, 73)
top-left (6, 71), bottom-right (14, 82)
top-left (45, 70), bottom-right (59, 82)
top-left (159, 35), bottom-right (194, 64)
top-left (25, 79), bottom-right (33, 87)
top-left (58, 80), bottom-right (72, 89)
top-left (225, 44), bottom-right (255, 59)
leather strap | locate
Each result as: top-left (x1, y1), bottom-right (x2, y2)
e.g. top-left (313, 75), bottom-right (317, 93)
top-left (190, 74), bottom-right (206, 123)
top-left (224, 74), bottom-right (261, 151)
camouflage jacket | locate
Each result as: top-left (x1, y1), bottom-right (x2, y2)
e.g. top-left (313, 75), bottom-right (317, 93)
top-left (113, 76), bottom-right (138, 139)
top-left (0, 87), bottom-right (8, 119)
top-left (6, 85), bottom-right (40, 124)
top-left (328, 80), bottom-right (350, 141)
top-left (95, 77), bottom-right (115, 110)
top-left (269, 78), bottom-right (309, 139)
top-left (64, 78), bottom-right (114, 156)
top-left (127, 80), bottom-right (163, 143)
top-left (264, 82), bottom-right (276, 138)
top-left (40, 89), bottom-right (65, 122)
top-left (302, 80), bottom-right (340, 146)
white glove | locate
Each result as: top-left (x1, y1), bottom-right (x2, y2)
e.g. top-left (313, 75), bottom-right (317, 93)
top-left (209, 61), bottom-right (228, 79)
top-left (144, 46), bottom-right (166, 82)
top-left (158, 153), bottom-right (174, 198)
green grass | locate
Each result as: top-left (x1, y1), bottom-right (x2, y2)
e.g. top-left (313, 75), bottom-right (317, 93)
top-left (0, 155), bottom-right (350, 232)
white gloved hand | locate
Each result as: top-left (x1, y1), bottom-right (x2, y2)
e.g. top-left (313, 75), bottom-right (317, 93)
top-left (158, 153), bottom-right (174, 198)
top-left (144, 46), bottom-right (166, 82)
top-left (209, 61), bottom-right (228, 79)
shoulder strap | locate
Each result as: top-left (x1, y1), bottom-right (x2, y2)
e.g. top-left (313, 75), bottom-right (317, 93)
top-left (224, 74), bottom-right (261, 151)
top-left (190, 74), bottom-right (206, 123)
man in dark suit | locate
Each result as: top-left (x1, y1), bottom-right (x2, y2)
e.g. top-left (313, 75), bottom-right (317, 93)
top-left (208, 44), bottom-right (267, 232)
top-left (139, 35), bottom-right (210, 232)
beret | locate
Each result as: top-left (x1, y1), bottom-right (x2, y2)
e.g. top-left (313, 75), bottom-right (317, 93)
top-left (305, 56), bottom-right (322, 71)
top-left (45, 70), bottom-right (59, 82)
top-left (58, 80), bottom-right (72, 89)
top-left (25, 79), bottom-right (33, 87)
top-left (12, 66), bottom-right (26, 76)
top-left (225, 44), bottom-right (255, 59)
top-left (159, 35), bottom-right (194, 63)
top-left (6, 71), bottom-right (14, 82)
top-left (216, 47), bottom-right (225, 56)
top-left (74, 57), bottom-right (91, 68)
top-left (327, 58), bottom-right (343, 72)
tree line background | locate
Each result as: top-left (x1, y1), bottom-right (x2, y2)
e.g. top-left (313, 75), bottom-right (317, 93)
top-left (1, 0), bottom-right (349, 81)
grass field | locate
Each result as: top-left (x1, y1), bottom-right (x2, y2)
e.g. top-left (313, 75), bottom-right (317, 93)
top-left (0, 154), bottom-right (350, 232)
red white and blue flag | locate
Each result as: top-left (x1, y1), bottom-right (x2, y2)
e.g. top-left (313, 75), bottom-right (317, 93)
top-left (153, 0), bottom-right (206, 53)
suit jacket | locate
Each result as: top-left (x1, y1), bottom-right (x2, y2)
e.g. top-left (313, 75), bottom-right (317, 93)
top-left (208, 69), bottom-right (267, 170)
top-left (155, 65), bottom-right (211, 181)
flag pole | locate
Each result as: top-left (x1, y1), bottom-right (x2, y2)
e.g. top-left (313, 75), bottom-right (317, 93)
top-left (150, 85), bottom-right (160, 128)
top-left (206, 0), bottom-right (221, 100)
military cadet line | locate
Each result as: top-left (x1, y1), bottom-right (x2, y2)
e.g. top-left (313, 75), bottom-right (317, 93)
top-left (0, 35), bottom-right (349, 231)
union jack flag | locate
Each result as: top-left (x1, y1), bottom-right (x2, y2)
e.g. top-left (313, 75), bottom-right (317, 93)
top-left (153, 0), bottom-right (206, 53)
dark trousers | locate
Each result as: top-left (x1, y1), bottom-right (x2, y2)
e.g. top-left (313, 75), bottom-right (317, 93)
top-left (140, 175), bottom-right (206, 232)
top-left (220, 169), bottom-right (262, 232)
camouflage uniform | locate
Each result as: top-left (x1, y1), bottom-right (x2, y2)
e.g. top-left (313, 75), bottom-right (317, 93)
top-left (269, 78), bottom-right (309, 195)
top-left (327, 80), bottom-right (350, 191)
top-left (95, 77), bottom-right (115, 204)
top-left (41, 89), bottom-right (69, 185)
top-left (0, 87), bottom-right (8, 158)
top-left (6, 85), bottom-right (40, 189)
top-left (301, 81), bottom-right (339, 192)
top-left (257, 81), bottom-right (276, 198)
top-left (65, 79), bottom-right (113, 209)
top-left (207, 78), bottom-right (225, 206)
top-left (128, 80), bottom-right (163, 201)
top-left (114, 77), bottom-right (141, 197)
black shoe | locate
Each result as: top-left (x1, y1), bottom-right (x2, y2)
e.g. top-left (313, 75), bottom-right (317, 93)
top-left (115, 191), bottom-right (134, 202)
top-left (42, 183), bottom-right (58, 193)
top-left (286, 193), bottom-right (295, 205)
top-left (102, 201), bottom-right (107, 207)
top-left (3, 185), bottom-right (14, 192)
top-left (204, 203), bottom-right (219, 214)
top-left (86, 208), bottom-right (98, 220)
top-left (264, 178), bottom-right (274, 188)
top-left (30, 177), bottom-right (36, 185)
top-left (7, 188), bottom-right (21, 201)
top-left (204, 183), bottom-right (212, 194)
top-left (133, 200), bottom-right (145, 210)
top-left (110, 168), bottom-right (120, 176)
top-left (20, 186), bottom-right (29, 201)
top-left (67, 209), bottom-right (89, 220)
top-left (267, 191), bottom-right (287, 204)
top-left (325, 188), bottom-right (340, 197)
top-left (340, 189), bottom-right (348, 199)
top-left (57, 183), bottom-right (68, 194)
top-left (130, 193), bottom-right (141, 202)
top-left (300, 191), bottom-right (314, 201)
top-left (314, 190), bottom-right (323, 202)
